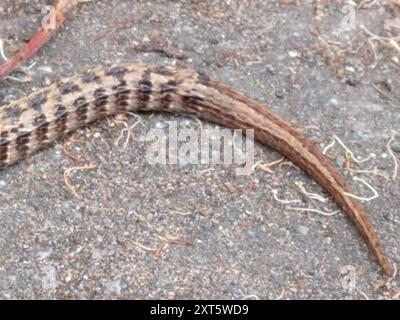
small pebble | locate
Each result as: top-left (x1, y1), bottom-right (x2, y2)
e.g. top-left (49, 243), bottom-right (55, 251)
top-left (288, 50), bottom-right (300, 58)
top-left (297, 226), bottom-right (309, 236)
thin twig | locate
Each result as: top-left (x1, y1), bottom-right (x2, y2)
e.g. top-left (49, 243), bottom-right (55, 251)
top-left (276, 288), bottom-right (285, 300)
top-left (334, 135), bottom-right (375, 164)
top-left (154, 237), bottom-right (194, 257)
top-left (132, 241), bottom-right (158, 252)
top-left (271, 189), bottom-right (302, 205)
top-left (253, 157), bottom-right (285, 173)
top-left (323, 139), bottom-right (336, 155)
top-left (294, 181), bottom-right (328, 203)
top-left (343, 176), bottom-right (379, 201)
top-left (287, 206), bottom-right (340, 217)
top-left (63, 164), bottom-right (97, 197)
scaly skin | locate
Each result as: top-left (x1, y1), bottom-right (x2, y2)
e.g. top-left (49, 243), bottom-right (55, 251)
top-left (0, 64), bottom-right (393, 275)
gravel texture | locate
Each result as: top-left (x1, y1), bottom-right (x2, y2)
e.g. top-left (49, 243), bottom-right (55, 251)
top-left (0, 0), bottom-right (399, 299)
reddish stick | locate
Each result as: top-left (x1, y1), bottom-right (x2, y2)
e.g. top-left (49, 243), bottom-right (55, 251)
top-left (0, 0), bottom-right (78, 79)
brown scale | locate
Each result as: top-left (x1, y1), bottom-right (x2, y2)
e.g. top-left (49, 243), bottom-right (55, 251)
top-left (0, 63), bottom-right (393, 277)
top-left (180, 94), bottom-right (212, 118)
top-left (0, 138), bottom-right (9, 161)
top-left (29, 95), bottom-right (47, 113)
top-left (151, 65), bottom-right (175, 77)
top-left (36, 121), bottom-right (50, 143)
top-left (94, 88), bottom-right (109, 114)
top-left (4, 105), bottom-right (22, 119)
top-left (106, 66), bottom-right (128, 83)
top-left (82, 71), bottom-right (100, 83)
top-left (73, 97), bottom-right (90, 122)
top-left (159, 92), bottom-right (173, 110)
top-left (113, 81), bottom-right (132, 112)
top-left (54, 105), bottom-right (68, 133)
top-left (15, 131), bottom-right (31, 158)
top-left (59, 81), bottom-right (81, 95)
top-left (158, 80), bottom-right (178, 111)
top-left (34, 114), bottom-right (47, 126)
top-left (135, 69), bottom-right (154, 110)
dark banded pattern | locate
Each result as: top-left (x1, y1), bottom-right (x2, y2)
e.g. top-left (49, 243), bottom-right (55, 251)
top-left (0, 63), bottom-right (393, 276)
